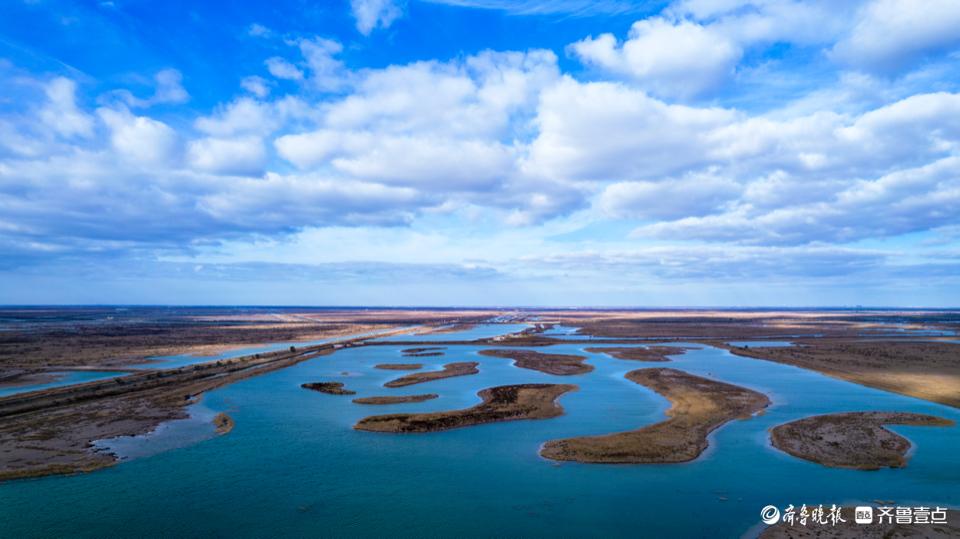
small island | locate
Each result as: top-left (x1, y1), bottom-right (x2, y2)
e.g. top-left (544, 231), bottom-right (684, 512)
top-left (478, 349), bottom-right (593, 375)
top-left (384, 362), bottom-right (479, 387)
top-left (354, 383), bottom-right (576, 432)
top-left (402, 347), bottom-right (446, 357)
top-left (212, 412), bottom-right (235, 434)
top-left (541, 368), bottom-right (769, 463)
top-left (301, 382), bottom-right (356, 395)
top-left (770, 411), bottom-right (955, 470)
top-left (585, 346), bottom-right (689, 362)
top-left (352, 394), bottom-right (439, 405)
top-left (374, 363), bottom-right (423, 370)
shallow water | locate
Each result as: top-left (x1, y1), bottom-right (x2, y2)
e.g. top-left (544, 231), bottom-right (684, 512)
top-left (1, 324), bottom-right (958, 538)
top-left (0, 370), bottom-right (129, 398)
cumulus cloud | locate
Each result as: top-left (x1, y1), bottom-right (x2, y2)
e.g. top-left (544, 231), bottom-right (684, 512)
top-left (187, 136), bottom-right (266, 176)
top-left (351, 0), bottom-right (403, 35)
top-left (569, 18), bottom-right (742, 97)
top-left (110, 69), bottom-right (190, 108)
top-left (97, 107), bottom-right (179, 165)
top-left (598, 174), bottom-right (741, 220)
top-left (39, 77), bottom-right (94, 139)
top-left (830, 0), bottom-right (960, 73)
top-left (240, 76), bottom-right (270, 98)
top-left (265, 57), bottom-right (304, 81)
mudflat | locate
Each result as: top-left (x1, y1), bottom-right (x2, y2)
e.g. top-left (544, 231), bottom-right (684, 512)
top-left (584, 346), bottom-right (689, 362)
top-left (354, 383), bottom-right (576, 433)
top-left (383, 362), bottom-right (479, 387)
top-left (352, 394), bottom-right (438, 405)
top-left (301, 382), bottom-right (356, 395)
top-left (478, 349), bottom-right (593, 375)
top-left (213, 412), bottom-right (235, 434)
top-left (726, 340), bottom-right (960, 408)
top-left (540, 368), bottom-right (770, 463)
top-left (770, 411), bottom-right (955, 470)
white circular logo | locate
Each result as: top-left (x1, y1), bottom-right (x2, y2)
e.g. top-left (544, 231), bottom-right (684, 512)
top-left (761, 505), bottom-right (781, 525)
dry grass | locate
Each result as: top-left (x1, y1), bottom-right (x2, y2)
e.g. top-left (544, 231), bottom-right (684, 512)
top-left (540, 368), bottom-right (769, 463)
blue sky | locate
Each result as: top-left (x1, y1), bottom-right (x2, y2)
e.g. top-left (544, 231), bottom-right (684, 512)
top-left (1, 0), bottom-right (959, 306)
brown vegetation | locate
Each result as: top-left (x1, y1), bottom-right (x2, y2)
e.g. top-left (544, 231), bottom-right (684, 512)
top-left (384, 362), bottom-right (479, 387)
top-left (375, 363), bottom-right (423, 370)
top-left (301, 382), bottom-right (356, 395)
top-left (585, 346), bottom-right (690, 362)
top-left (540, 368), bottom-right (769, 463)
top-left (770, 411), bottom-right (954, 470)
top-left (725, 340), bottom-right (960, 408)
top-left (478, 349), bottom-right (593, 375)
top-left (354, 383), bottom-right (576, 432)
top-left (352, 394), bottom-right (438, 405)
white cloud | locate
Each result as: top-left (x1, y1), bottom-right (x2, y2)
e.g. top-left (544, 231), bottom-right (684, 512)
top-left (97, 107), bottom-right (178, 165)
top-left (570, 18), bottom-right (741, 98)
top-left (240, 76), bottom-right (270, 98)
top-left (598, 174), bottom-right (741, 220)
top-left (187, 136), bottom-right (266, 176)
top-left (112, 68), bottom-right (190, 108)
top-left (297, 37), bottom-right (347, 90)
top-left (265, 57), bottom-right (304, 81)
top-left (525, 77), bottom-right (735, 181)
top-left (831, 0), bottom-right (960, 72)
top-left (39, 77), bottom-right (94, 139)
top-left (351, 0), bottom-right (403, 35)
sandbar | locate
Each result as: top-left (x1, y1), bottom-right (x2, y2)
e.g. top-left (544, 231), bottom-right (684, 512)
top-left (301, 382), bottom-right (356, 395)
top-left (540, 368), bottom-right (769, 463)
top-left (352, 394), bottom-right (438, 405)
top-left (478, 349), bottom-right (593, 375)
top-left (354, 383), bottom-right (576, 432)
top-left (770, 411), bottom-right (954, 470)
top-left (585, 346), bottom-right (689, 362)
top-left (375, 363), bottom-right (423, 370)
top-left (384, 362), bottom-right (479, 387)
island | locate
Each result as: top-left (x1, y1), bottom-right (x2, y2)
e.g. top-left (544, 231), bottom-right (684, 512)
top-left (301, 382), bottom-right (356, 395)
top-left (770, 411), bottom-right (955, 470)
top-left (354, 383), bottom-right (576, 432)
top-left (374, 363), bottom-right (423, 370)
top-left (384, 362), bottom-right (479, 387)
top-left (352, 394), bottom-right (439, 405)
top-left (584, 346), bottom-right (689, 362)
top-left (540, 368), bottom-right (770, 463)
top-left (478, 349), bottom-right (593, 375)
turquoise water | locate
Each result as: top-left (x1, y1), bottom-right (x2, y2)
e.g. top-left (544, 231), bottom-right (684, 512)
top-left (0, 370), bottom-right (129, 398)
top-left (1, 324), bottom-right (958, 538)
